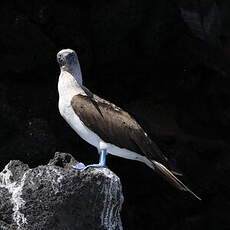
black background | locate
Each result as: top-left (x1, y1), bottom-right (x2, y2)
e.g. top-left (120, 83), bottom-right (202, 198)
top-left (1, 0), bottom-right (230, 229)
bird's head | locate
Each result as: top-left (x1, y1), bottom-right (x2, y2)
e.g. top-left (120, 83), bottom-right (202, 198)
top-left (57, 49), bottom-right (78, 71)
top-left (57, 48), bottom-right (82, 85)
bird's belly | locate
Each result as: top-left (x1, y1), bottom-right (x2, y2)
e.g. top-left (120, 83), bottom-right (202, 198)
top-left (59, 102), bottom-right (101, 148)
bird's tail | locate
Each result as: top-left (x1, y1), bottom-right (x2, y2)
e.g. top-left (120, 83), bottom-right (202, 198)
top-left (151, 160), bottom-right (201, 200)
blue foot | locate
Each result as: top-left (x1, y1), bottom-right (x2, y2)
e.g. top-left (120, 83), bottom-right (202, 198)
top-left (73, 162), bottom-right (86, 169)
top-left (72, 149), bottom-right (108, 170)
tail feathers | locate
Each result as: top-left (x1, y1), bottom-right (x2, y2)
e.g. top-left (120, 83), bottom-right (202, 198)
top-left (152, 160), bottom-right (201, 200)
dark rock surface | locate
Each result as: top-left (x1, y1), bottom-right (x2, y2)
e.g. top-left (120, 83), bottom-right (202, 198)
top-left (0, 153), bottom-right (123, 230)
top-left (1, 0), bottom-right (230, 229)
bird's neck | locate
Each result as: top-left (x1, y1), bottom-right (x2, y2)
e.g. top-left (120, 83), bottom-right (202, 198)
top-left (62, 62), bottom-right (83, 86)
top-left (58, 68), bottom-right (85, 101)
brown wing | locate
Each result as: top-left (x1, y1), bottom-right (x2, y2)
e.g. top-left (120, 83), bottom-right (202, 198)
top-left (71, 94), bottom-right (169, 165)
top-left (71, 94), bottom-right (201, 199)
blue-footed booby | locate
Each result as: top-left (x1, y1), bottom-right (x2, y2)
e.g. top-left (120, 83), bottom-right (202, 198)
top-left (57, 48), bottom-right (201, 200)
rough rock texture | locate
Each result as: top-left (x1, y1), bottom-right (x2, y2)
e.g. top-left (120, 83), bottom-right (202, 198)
top-left (0, 153), bottom-right (123, 230)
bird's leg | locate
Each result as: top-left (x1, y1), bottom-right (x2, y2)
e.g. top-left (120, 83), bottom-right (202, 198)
top-left (72, 149), bottom-right (107, 170)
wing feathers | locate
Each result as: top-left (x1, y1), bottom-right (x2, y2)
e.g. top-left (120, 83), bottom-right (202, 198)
top-left (71, 94), bottom-right (145, 153)
top-left (72, 93), bottom-right (181, 172)
top-left (71, 93), bottom-right (200, 199)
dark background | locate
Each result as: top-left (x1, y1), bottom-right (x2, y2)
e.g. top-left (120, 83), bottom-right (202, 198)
top-left (1, 0), bottom-right (230, 229)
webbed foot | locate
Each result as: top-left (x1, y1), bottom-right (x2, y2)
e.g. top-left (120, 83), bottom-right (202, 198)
top-left (72, 149), bottom-right (108, 170)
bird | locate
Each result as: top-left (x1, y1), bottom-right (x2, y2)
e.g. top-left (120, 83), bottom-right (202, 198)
top-left (57, 48), bottom-right (201, 200)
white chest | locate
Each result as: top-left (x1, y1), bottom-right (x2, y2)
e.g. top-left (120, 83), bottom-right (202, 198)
top-left (58, 72), bottom-right (101, 148)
